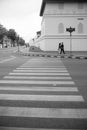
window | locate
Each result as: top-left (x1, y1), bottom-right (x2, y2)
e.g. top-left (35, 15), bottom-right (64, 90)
top-left (58, 3), bottom-right (64, 10)
top-left (78, 3), bottom-right (84, 9)
top-left (58, 23), bottom-right (64, 33)
top-left (78, 23), bottom-right (83, 33)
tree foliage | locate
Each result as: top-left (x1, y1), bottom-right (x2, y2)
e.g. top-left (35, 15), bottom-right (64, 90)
top-left (0, 24), bottom-right (7, 41)
top-left (7, 29), bottom-right (17, 42)
top-left (18, 37), bottom-right (25, 46)
top-left (0, 24), bottom-right (25, 47)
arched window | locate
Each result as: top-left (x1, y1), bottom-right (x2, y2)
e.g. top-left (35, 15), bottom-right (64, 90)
top-left (58, 3), bottom-right (64, 10)
top-left (77, 3), bottom-right (84, 9)
top-left (78, 23), bottom-right (83, 33)
top-left (58, 23), bottom-right (64, 33)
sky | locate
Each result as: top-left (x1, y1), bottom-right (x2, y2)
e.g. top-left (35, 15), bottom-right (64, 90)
top-left (0, 0), bottom-right (42, 42)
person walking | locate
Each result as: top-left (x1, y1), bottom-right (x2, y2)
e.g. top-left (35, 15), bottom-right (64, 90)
top-left (60, 42), bottom-right (65, 54)
top-left (58, 43), bottom-right (61, 54)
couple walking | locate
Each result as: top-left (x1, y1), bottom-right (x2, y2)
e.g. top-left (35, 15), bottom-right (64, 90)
top-left (58, 42), bottom-right (65, 54)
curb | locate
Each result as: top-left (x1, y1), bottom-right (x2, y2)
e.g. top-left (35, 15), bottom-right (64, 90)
top-left (60, 55), bottom-right (87, 59)
top-left (19, 52), bottom-right (87, 60)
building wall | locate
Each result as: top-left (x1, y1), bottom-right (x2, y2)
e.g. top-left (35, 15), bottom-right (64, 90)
top-left (44, 16), bottom-right (87, 35)
top-left (35, 37), bottom-right (46, 50)
top-left (41, 18), bottom-right (46, 36)
top-left (39, 2), bottom-right (87, 51)
top-left (44, 2), bottom-right (87, 15)
top-left (41, 38), bottom-right (87, 51)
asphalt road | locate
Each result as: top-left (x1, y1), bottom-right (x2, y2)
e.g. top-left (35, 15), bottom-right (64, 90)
top-left (0, 53), bottom-right (87, 130)
top-left (62, 58), bottom-right (87, 102)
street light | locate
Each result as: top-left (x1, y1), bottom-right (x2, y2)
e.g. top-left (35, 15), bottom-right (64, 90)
top-left (66, 26), bottom-right (75, 55)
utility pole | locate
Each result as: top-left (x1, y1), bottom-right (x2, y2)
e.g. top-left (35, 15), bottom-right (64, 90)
top-left (17, 35), bottom-right (20, 52)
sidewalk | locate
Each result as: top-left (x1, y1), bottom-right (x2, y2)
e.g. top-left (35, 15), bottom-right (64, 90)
top-left (19, 48), bottom-right (87, 59)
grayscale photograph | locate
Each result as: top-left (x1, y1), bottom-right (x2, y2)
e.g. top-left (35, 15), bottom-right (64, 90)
top-left (0, 0), bottom-right (87, 129)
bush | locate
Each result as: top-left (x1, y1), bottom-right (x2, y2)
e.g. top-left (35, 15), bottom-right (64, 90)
top-left (29, 46), bottom-right (43, 52)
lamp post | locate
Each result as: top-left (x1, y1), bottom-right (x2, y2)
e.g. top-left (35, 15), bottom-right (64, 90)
top-left (66, 26), bottom-right (75, 56)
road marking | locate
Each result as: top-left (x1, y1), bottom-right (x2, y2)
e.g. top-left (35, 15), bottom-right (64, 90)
top-left (0, 86), bottom-right (78, 92)
top-left (0, 107), bottom-right (86, 118)
top-left (9, 72), bottom-right (70, 76)
top-left (13, 70), bottom-right (68, 72)
top-left (21, 60), bottom-right (62, 62)
top-left (4, 76), bottom-right (72, 80)
top-left (0, 56), bottom-right (16, 63)
top-left (20, 66), bottom-right (65, 68)
top-left (0, 80), bottom-right (75, 85)
top-left (17, 67), bottom-right (67, 70)
top-left (0, 94), bottom-right (84, 102)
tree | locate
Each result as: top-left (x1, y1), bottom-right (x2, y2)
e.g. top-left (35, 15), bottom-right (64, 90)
top-left (0, 24), bottom-right (26, 47)
top-left (0, 24), bottom-right (7, 44)
top-left (18, 37), bottom-right (25, 46)
top-left (7, 29), bottom-right (17, 46)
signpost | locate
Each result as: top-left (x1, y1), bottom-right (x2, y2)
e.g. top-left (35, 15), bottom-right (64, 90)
top-left (66, 26), bottom-right (75, 55)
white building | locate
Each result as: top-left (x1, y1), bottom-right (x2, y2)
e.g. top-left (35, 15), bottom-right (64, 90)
top-left (37, 0), bottom-right (87, 51)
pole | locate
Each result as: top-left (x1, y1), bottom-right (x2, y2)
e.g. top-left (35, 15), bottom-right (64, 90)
top-left (66, 27), bottom-right (75, 56)
top-left (18, 43), bottom-right (19, 52)
top-left (17, 36), bottom-right (19, 52)
top-left (70, 32), bottom-right (72, 56)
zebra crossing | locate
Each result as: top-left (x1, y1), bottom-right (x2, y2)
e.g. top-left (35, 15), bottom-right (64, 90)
top-left (0, 57), bottom-right (86, 129)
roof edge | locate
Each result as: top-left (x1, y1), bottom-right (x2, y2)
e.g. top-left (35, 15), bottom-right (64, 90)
top-left (40, 0), bottom-right (87, 16)
top-left (40, 0), bottom-right (46, 16)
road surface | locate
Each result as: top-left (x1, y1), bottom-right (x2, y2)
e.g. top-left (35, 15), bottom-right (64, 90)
top-left (0, 53), bottom-right (87, 129)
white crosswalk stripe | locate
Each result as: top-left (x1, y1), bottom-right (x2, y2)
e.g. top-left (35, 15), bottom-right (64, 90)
top-left (0, 58), bottom-right (86, 129)
top-left (4, 76), bottom-right (72, 80)
top-left (0, 86), bottom-right (78, 91)
top-left (0, 80), bottom-right (75, 85)
top-left (20, 66), bottom-right (66, 68)
top-left (0, 94), bottom-right (84, 101)
top-left (17, 67), bottom-right (67, 69)
top-left (9, 72), bottom-right (70, 76)
top-left (13, 69), bottom-right (68, 72)
top-left (0, 107), bottom-right (87, 118)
